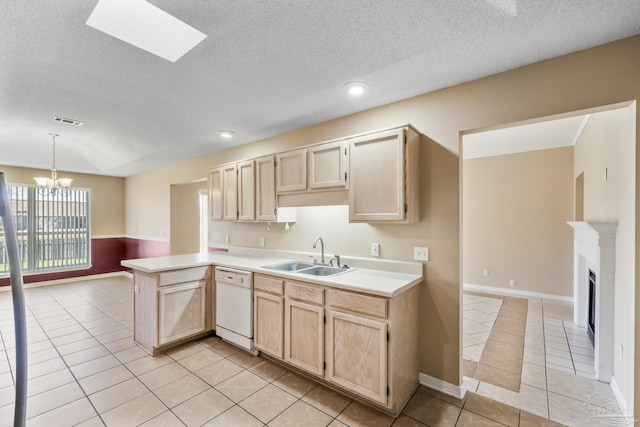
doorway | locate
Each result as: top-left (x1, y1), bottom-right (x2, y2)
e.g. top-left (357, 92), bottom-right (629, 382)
top-left (169, 179), bottom-right (208, 255)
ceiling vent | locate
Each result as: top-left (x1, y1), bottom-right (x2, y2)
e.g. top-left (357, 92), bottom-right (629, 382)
top-left (52, 116), bottom-right (84, 127)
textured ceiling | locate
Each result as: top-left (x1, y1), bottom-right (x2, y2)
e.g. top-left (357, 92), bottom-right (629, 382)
top-left (1, 1), bottom-right (639, 177)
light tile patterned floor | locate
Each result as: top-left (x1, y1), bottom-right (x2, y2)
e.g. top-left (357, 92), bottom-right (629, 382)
top-left (463, 292), bottom-right (625, 426)
top-left (0, 276), bottom-right (621, 426)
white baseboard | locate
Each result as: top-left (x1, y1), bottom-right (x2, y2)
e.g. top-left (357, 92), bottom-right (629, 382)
top-left (0, 271), bottom-right (131, 292)
top-left (609, 375), bottom-right (634, 423)
top-left (419, 372), bottom-right (467, 400)
top-left (464, 283), bottom-right (573, 303)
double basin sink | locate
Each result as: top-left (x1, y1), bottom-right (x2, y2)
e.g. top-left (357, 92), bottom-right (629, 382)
top-left (262, 261), bottom-right (352, 277)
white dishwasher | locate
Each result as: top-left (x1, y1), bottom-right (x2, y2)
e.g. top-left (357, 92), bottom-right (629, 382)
top-left (215, 266), bottom-right (257, 354)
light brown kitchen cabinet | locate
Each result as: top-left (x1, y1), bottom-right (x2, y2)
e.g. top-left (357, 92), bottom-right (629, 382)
top-left (284, 281), bottom-right (324, 376)
top-left (255, 156), bottom-right (277, 221)
top-left (251, 272), bottom-right (419, 416)
top-left (348, 126), bottom-right (419, 223)
top-left (253, 274), bottom-right (284, 358)
top-left (237, 160), bottom-right (256, 221)
top-left (308, 141), bottom-right (347, 189)
top-left (222, 163), bottom-right (238, 221)
top-left (276, 149), bottom-right (307, 192)
top-left (133, 266), bottom-right (211, 355)
top-left (326, 310), bottom-right (387, 404)
top-left (209, 167), bottom-right (223, 220)
top-left (158, 280), bottom-right (206, 345)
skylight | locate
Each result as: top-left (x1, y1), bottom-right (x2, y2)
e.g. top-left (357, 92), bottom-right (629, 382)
top-left (86, 0), bottom-right (207, 63)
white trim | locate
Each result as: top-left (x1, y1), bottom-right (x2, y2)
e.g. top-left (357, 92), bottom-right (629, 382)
top-left (463, 282), bottom-right (573, 303)
top-left (91, 234), bottom-right (125, 239)
top-left (124, 234), bottom-right (170, 243)
top-left (419, 372), bottom-right (467, 400)
top-left (609, 375), bottom-right (634, 422)
top-left (0, 271), bottom-right (131, 292)
top-left (572, 114), bottom-right (592, 145)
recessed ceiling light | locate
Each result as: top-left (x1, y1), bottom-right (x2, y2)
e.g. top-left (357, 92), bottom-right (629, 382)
top-left (344, 81), bottom-right (366, 96)
top-left (218, 130), bottom-right (235, 139)
top-left (86, 0), bottom-right (207, 63)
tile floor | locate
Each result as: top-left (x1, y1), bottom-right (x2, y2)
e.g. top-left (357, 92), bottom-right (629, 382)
top-left (463, 292), bottom-right (626, 426)
top-left (0, 276), bottom-right (621, 426)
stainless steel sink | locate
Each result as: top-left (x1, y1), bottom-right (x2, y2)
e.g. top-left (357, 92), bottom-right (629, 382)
top-left (262, 261), bottom-right (314, 272)
top-left (296, 266), bottom-right (347, 277)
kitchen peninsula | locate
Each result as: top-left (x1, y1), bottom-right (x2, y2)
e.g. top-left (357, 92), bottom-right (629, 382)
top-left (122, 247), bottom-right (423, 415)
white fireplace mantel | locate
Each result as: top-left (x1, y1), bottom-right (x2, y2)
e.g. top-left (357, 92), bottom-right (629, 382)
top-left (567, 221), bottom-right (617, 382)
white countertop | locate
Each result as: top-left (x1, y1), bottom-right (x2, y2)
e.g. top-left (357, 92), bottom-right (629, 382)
top-left (121, 249), bottom-right (423, 298)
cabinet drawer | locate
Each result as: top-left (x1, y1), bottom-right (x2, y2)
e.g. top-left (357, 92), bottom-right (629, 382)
top-left (285, 281), bottom-right (324, 305)
top-left (328, 289), bottom-right (388, 319)
top-left (255, 274), bottom-right (284, 295)
top-left (158, 266), bottom-right (209, 287)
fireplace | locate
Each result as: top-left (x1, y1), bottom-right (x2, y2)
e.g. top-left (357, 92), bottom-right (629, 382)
top-left (567, 221), bottom-right (617, 383)
top-left (587, 269), bottom-right (596, 345)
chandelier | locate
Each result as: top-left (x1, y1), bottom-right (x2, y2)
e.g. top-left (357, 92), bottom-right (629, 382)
top-left (34, 133), bottom-right (73, 195)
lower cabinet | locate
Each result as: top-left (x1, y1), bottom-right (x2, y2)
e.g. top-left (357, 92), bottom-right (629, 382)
top-left (253, 273), bottom-right (418, 416)
top-left (158, 281), bottom-right (206, 345)
top-left (253, 274), bottom-right (284, 358)
top-left (326, 310), bottom-right (387, 404)
top-left (284, 281), bottom-right (324, 376)
top-left (133, 266), bottom-right (211, 355)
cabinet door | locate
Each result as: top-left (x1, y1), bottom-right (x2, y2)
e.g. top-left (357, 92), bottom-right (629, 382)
top-left (348, 128), bottom-right (405, 222)
top-left (284, 299), bottom-right (324, 376)
top-left (254, 291), bottom-right (284, 358)
top-left (158, 281), bottom-right (206, 345)
top-left (238, 160), bottom-right (255, 221)
top-left (326, 310), bottom-right (388, 405)
top-left (276, 149), bottom-right (307, 192)
top-left (255, 156), bottom-right (277, 221)
top-left (222, 163), bottom-right (238, 221)
top-left (308, 141), bottom-right (347, 189)
top-left (209, 167), bottom-right (223, 220)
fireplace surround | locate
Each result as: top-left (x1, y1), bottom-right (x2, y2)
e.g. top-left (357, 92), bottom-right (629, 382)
top-left (567, 221), bottom-right (617, 382)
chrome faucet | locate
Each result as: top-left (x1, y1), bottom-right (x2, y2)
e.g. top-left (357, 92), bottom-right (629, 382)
top-left (313, 236), bottom-right (325, 264)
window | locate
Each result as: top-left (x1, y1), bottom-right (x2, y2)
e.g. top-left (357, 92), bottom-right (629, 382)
top-left (0, 185), bottom-right (90, 274)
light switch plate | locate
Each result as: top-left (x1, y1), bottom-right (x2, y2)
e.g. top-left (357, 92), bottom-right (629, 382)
top-left (259, 237), bottom-right (265, 247)
top-left (414, 247), bottom-right (429, 261)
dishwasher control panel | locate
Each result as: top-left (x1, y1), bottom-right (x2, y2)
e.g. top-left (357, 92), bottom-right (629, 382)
top-left (214, 267), bottom-right (253, 288)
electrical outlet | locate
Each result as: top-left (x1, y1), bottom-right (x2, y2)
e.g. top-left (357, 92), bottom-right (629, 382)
top-left (225, 235), bottom-right (230, 244)
top-left (259, 237), bottom-right (265, 247)
top-left (509, 279), bottom-right (516, 287)
top-left (371, 243), bottom-right (380, 257)
top-left (482, 268), bottom-right (489, 277)
top-left (414, 247), bottom-right (429, 261)
top-left (134, 285), bottom-right (139, 293)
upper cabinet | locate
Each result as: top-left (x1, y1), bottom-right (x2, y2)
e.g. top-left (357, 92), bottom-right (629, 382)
top-left (209, 124), bottom-right (420, 224)
top-left (222, 163), bottom-right (238, 221)
top-left (276, 149), bottom-right (307, 193)
top-left (209, 167), bottom-right (223, 220)
top-left (348, 127), bottom-right (419, 223)
top-left (237, 160), bottom-right (255, 221)
top-left (255, 156), bottom-right (277, 221)
top-left (308, 141), bottom-right (348, 190)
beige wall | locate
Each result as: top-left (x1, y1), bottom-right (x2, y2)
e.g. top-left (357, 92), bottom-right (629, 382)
top-left (0, 165), bottom-right (125, 236)
top-left (463, 147), bottom-right (574, 296)
top-left (574, 106), bottom-right (636, 407)
top-left (125, 35), bottom-right (640, 408)
top-left (170, 180), bottom-right (207, 255)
